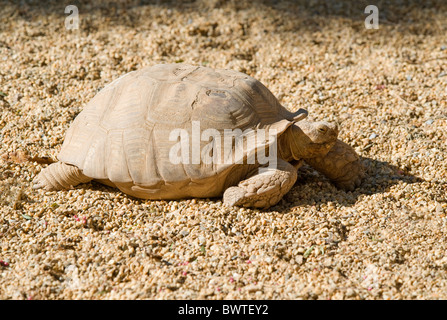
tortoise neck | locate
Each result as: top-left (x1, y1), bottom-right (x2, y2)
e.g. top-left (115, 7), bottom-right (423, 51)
top-left (279, 126), bottom-right (301, 162)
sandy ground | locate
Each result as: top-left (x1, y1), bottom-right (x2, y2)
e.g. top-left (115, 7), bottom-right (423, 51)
top-left (0, 0), bottom-right (446, 300)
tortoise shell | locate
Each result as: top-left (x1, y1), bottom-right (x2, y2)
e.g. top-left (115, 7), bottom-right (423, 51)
top-left (58, 63), bottom-right (306, 197)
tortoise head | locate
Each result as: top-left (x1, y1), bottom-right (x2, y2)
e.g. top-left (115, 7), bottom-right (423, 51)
top-left (289, 120), bottom-right (339, 159)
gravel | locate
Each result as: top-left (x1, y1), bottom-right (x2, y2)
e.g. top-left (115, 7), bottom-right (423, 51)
top-left (1, 0), bottom-right (446, 300)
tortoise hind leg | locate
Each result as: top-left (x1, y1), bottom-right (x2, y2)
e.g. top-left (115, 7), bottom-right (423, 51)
top-left (223, 159), bottom-right (299, 209)
top-left (33, 162), bottom-right (92, 191)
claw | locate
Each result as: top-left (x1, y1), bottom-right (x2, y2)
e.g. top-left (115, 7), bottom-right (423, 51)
top-left (32, 182), bottom-right (43, 190)
top-left (32, 176), bottom-right (45, 190)
top-left (223, 186), bottom-right (246, 207)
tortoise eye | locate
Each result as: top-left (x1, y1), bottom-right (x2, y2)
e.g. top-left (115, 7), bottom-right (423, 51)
top-left (317, 125), bottom-right (328, 133)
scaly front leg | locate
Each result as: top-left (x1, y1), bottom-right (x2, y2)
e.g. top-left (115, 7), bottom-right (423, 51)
top-left (223, 159), bottom-right (299, 209)
top-left (305, 139), bottom-right (365, 191)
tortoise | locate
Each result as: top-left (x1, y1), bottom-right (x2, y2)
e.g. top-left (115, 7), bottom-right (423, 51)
top-left (33, 63), bottom-right (365, 208)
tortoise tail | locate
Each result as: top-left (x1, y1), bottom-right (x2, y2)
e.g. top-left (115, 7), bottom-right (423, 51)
top-left (32, 162), bottom-right (91, 191)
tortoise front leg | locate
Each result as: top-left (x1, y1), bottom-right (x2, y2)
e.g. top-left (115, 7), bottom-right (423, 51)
top-left (305, 139), bottom-right (365, 191)
top-left (223, 159), bottom-right (299, 209)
